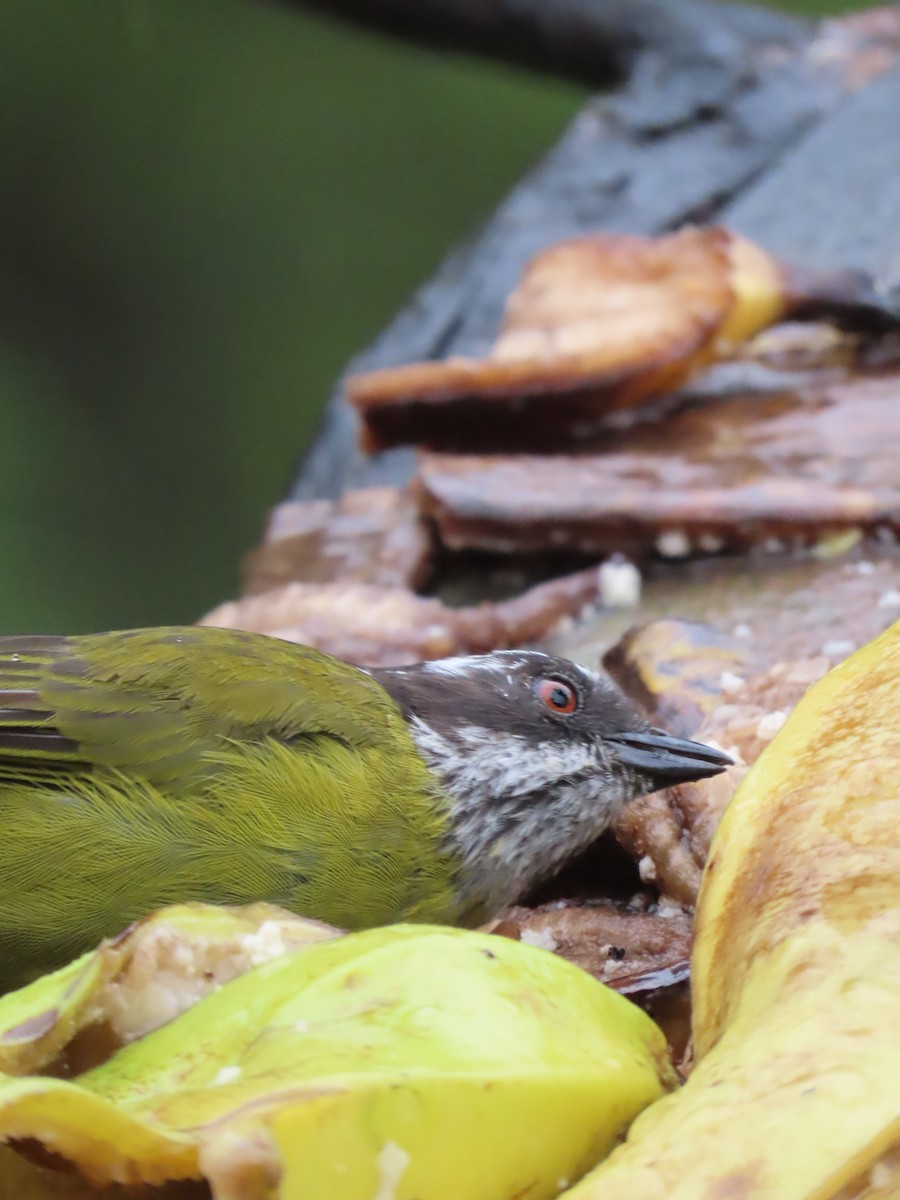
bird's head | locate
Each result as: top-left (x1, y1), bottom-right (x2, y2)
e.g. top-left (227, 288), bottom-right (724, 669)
top-left (370, 649), bottom-right (731, 916)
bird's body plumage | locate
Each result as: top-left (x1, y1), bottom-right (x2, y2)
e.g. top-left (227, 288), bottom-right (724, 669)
top-left (0, 629), bottom-right (458, 988)
top-left (0, 627), bottom-right (731, 992)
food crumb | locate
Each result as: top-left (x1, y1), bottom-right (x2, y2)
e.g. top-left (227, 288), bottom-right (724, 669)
top-left (811, 528), bottom-right (861, 559)
top-left (720, 671), bottom-right (745, 694)
top-left (656, 897), bottom-right (685, 919)
top-left (294, 1019), bottom-right (310, 1033)
top-left (733, 623), bottom-right (752, 639)
top-left (822, 639), bottom-right (855, 657)
top-left (656, 530), bottom-right (691, 559)
top-left (756, 710), bottom-right (789, 740)
top-left (213, 1065), bottom-right (242, 1086)
top-left (638, 855), bottom-right (657, 883)
top-left (598, 556), bottom-right (642, 608)
top-left (241, 921), bottom-right (288, 966)
top-left (373, 1142), bottom-right (411, 1200)
top-left (520, 928), bottom-right (559, 952)
top-left (877, 588), bottom-right (900, 609)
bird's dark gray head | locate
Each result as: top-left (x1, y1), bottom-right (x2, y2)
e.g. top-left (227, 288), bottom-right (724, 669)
top-left (370, 650), bottom-right (730, 916)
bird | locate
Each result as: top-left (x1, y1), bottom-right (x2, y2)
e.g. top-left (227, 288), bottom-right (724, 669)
top-left (0, 626), bottom-right (731, 989)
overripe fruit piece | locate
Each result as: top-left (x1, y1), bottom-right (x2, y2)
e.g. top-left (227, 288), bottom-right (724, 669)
top-left (0, 904), bottom-right (338, 1077)
top-left (201, 563), bottom-right (612, 666)
top-left (415, 372), bottom-right (900, 558)
top-left (563, 619), bottom-right (900, 1200)
top-left (0, 924), bottom-right (673, 1196)
top-left (349, 227), bottom-right (790, 452)
top-left (602, 619), bottom-right (755, 738)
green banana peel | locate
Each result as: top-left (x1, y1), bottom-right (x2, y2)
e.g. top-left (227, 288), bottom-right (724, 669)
top-left (0, 917), bottom-right (673, 1198)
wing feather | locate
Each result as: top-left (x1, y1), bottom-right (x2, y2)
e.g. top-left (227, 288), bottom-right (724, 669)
top-left (0, 627), bottom-right (399, 789)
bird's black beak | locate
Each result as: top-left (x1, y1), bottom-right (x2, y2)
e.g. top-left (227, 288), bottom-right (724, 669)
top-left (607, 728), bottom-right (733, 788)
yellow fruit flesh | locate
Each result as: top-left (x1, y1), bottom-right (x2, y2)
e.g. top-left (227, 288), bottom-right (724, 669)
top-left (0, 924), bottom-right (672, 1196)
top-left (715, 233), bottom-right (788, 349)
top-left (565, 620), bottom-right (900, 1200)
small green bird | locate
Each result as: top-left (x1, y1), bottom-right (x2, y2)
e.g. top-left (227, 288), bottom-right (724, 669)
top-left (0, 627), bottom-right (729, 989)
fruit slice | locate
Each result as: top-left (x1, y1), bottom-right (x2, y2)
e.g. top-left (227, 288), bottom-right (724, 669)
top-left (349, 227), bottom-right (789, 453)
top-left (563, 619), bottom-right (900, 1200)
top-left (0, 923), bottom-right (673, 1196)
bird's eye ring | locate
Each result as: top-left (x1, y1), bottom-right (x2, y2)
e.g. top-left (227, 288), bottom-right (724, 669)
top-left (535, 678), bottom-right (578, 715)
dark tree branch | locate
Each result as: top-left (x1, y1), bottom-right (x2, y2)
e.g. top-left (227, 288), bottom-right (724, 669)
top-left (265, 0), bottom-right (807, 91)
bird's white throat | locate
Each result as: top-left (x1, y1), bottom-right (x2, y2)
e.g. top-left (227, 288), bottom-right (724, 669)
top-left (408, 715), bottom-right (634, 915)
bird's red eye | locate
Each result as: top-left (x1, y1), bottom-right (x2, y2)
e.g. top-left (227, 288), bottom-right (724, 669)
top-left (535, 678), bottom-right (578, 714)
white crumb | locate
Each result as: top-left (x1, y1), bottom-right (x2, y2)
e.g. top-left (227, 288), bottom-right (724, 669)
top-left (656, 897), bottom-right (685, 919)
top-left (720, 671), bottom-right (745, 694)
top-left (656, 530), bottom-right (691, 559)
top-left (733, 623), bottom-right (752, 639)
top-left (638, 855), bottom-right (657, 883)
top-left (756, 709), bottom-right (789, 741)
top-left (240, 920), bottom-right (289, 967)
top-left (822, 639), bottom-right (855, 658)
top-left (853, 560), bottom-right (875, 575)
top-left (213, 1065), bottom-right (242, 1086)
top-left (519, 928), bottom-right (559, 952)
top-left (294, 1020), bottom-right (310, 1033)
top-left (168, 942), bottom-right (194, 969)
top-left (877, 588), bottom-right (900, 609)
top-left (373, 1142), bottom-right (411, 1200)
top-left (597, 557), bottom-right (642, 608)
top-left (423, 623), bottom-right (452, 641)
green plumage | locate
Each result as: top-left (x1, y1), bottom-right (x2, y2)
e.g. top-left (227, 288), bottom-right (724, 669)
top-left (0, 628), bottom-right (458, 990)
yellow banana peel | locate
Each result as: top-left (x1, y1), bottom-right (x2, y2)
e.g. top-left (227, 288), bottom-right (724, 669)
top-left (564, 619), bottom-right (900, 1200)
top-left (0, 918), bottom-right (672, 1198)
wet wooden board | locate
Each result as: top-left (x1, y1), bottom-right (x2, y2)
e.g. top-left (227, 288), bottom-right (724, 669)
top-left (288, 13), bottom-right (900, 502)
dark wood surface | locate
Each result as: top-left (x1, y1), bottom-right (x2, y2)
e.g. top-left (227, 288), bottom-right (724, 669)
top-left (285, 5), bottom-right (900, 503)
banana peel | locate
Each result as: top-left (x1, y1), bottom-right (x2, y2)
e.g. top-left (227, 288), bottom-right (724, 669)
top-left (0, 920), bottom-right (673, 1198)
top-left (563, 619), bottom-right (900, 1200)
top-left (0, 902), bottom-right (339, 1078)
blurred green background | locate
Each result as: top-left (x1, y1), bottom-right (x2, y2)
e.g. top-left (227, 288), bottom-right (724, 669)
top-left (0, 0), bottom-right (869, 631)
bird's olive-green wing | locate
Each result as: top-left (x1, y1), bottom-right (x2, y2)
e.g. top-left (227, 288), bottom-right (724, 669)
top-left (0, 627), bottom-right (403, 789)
